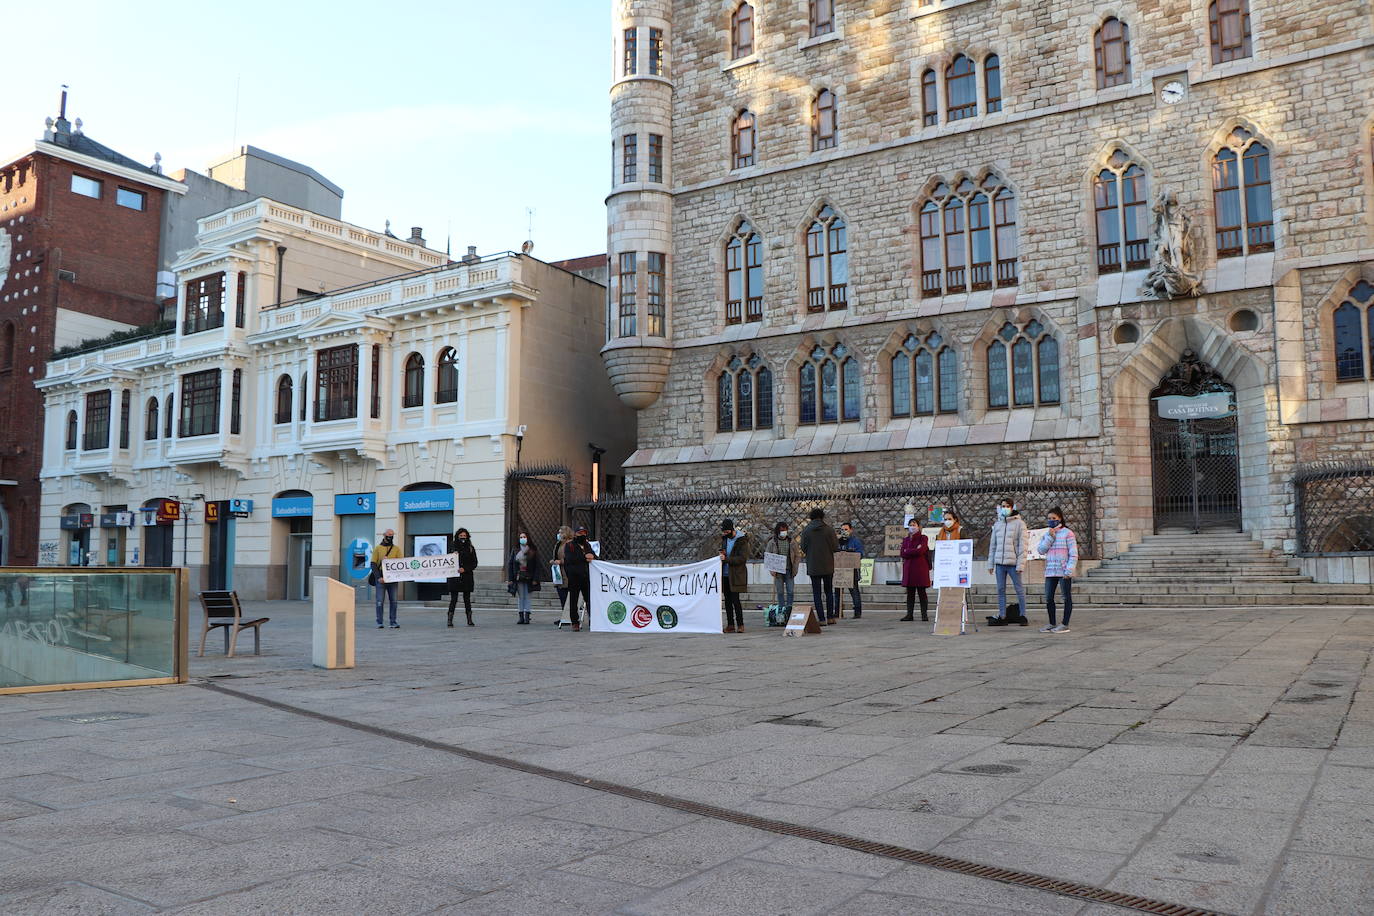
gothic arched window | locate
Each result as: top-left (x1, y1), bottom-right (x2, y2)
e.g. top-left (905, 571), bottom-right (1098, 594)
top-left (987, 320), bottom-right (1060, 409)
top-left (812, 89), bottom-right (837, 151)
top-left (1334, 281), bottom-right (1374, 382)
top-left (805, 206), bottom-right (848, 313)
top-left (891, 332), bottom-right (958, 417)
top-left (799, 343), bottom-right (860, 425)
top-left (717, 354), bottom-right (774, 432)
top-left (1094, 151), bottom-right (1150, 274)
top-left (402, 352), bottom-right (425, 408)
top-left (946, 55), bottom-right (977, 120)
top-left (1094, 18), bottom-right (1131, 88)
top-left (275, 374), bottom-right (293, 424)
top-left (436, 347), bottom-right (459, 403)
top-left (919, 176), bottom-right (1018, 297)
top-left (1212, 128), bottom-right (1274, 258)
top-left (731, 2), bottom-right (754, 60)
top-left (725, 220), bottom-right (763, 324)
top-left (1209, 0), bottom-right (1252, 64)
top-left (732, 110), bottom-right (756, 169)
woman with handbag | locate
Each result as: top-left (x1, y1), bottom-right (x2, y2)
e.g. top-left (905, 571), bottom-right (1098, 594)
top-left (507, 530), bottom-right (544, 625)
top-left (446, 528), bottom-right (479, 627)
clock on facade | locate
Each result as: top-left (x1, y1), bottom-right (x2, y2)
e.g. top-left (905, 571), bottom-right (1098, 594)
top-left (1160, 81), bottom-right (1187, 104)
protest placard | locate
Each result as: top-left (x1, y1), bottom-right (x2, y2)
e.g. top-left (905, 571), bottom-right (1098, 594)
top-left (380, 552), bottom-right (461, 583)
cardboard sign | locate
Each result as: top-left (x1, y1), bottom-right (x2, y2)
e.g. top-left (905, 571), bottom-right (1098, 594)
top-left (833, 551), bottom-right (862, 571)
top-left (763, 552), bottom-right (789, 575)
top-left (784, 604), bottom-right (823, 636)
top-left (933, 539), bottom-right (974, 588)
top-left (883, 526), bottom-right (907, 557)
top-left (859, 558), bottom-right (875, 587)
top-left (933, 588), bottom-right (967, 636)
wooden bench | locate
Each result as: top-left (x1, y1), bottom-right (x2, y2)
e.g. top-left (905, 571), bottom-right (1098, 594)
top-left (198, 591), bottom-right (270, 658)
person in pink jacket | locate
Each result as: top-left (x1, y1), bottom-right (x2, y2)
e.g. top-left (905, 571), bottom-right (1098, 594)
top-left (899, 518), bottom-right (933, 621)
top-left (1037, 506), bottom-right (1079, 633)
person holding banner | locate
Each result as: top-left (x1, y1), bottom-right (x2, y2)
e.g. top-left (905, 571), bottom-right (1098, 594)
top-left (446, 528), bottom-right (479, 627)
top-left (561, 526), bottom-right (596, 631)
top-left (763, 521), bottom-right (800, 615)
top-left (371, 529), bottom-right (403, 629)
top-left (714, 518), bottom-right (751, 633)
top-left (801, 508), bottom-right (839, 624)
top-left (507, 530), bottom-right (545, 625)
top-left (899, 518), bottom-right (932, 621)
top-left (836, 522), bottom-right (866, 619)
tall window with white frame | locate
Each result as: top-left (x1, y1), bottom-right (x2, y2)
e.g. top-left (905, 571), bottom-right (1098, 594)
top-left (1209, 0), bottom-right (1252, 64)
top-left (83, 390), bottom-right (111, 450)
top-left (805, 206), bottom-right (848, 312)
top-left (799, 343), bottom-right (861, 425)
top-left (732, 110), bottom-right (756, 169)
top-left (646, 253), bottom-right (666, 337)
top-left (984, 55), bottom-right (1002, 113)
top-left (717, 354), bottom-right (774, 432)
top-left (731, 2), bottom-right (754, 59)
top-left (1094, 18), bottom-right (1131, 88)
top-left (809, 0), bottom-right (834, 37)
top-left (230, 369), bottom-right (242, 435)
top-left (119, 389), bottom-right (131, 449)
top-left (403, 352), bottom-right (425, 408)
top-left (65, 410), bottom-right (77, 450)
top-left (436, 347), bottom-right (459, 403)
top-left (919, 176), bottom-right (1019, 297)
top-left (891, 332), bottom-right (958, 417)
top-left (179, 370), bottom-right (221, 437)
top-left (987, 320), bottom-right (1060, 409)
top-left (275, 375), bottom-right (293, 424)
top-left (649, 27), bottom-right (666, 75)
top-left (725, 221), bottom-right (763, 324)
top-left (622, 134), bottom-right (638, 183)
top-left (618, 253), bottom-right (638, 337)
top-left (648, 133), bottom-right (663, 182)
top-left (315, 345), bottom-right (358, 422)
top-left (145, 396), bottom-right (159, 440)
top-left (623, 27), bottom-right (637, 76)
top-left (1212, 128), bottom-right (1274, 258)
top-left (1333, 281), bottom-right (1374, 382)
top-left (945, 55), bottom-right (977, 120)
top-left (812, 89), bottom-right (837, 151)
top-left (1093, 151), bottom-right (1150, 273)
top-left (921, 69), bottom-right (938, 126)
top-left (183, 273), bottom-right (225, 334)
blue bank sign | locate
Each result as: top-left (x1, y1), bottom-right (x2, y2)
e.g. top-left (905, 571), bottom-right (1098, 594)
top-left (398, 489), bottom-right (455, 513)
top-left (271, 497), bottom-right (313, 518)
top-left (334, 493), bottom-right (376, 515)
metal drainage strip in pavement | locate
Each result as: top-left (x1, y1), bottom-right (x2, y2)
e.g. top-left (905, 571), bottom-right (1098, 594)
top-left (196, 681), bottom-right (1224, 916)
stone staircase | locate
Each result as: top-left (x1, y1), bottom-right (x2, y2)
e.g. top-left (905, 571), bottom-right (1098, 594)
top-left (427, 533), bottom-right (1374, 614)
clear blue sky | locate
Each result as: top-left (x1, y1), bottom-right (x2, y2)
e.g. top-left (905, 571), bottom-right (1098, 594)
top-left (0, 0), bottom-right (610, 262)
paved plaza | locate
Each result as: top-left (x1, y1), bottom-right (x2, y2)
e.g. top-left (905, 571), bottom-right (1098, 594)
top-left (2, 598), bottom-right (1373, 915)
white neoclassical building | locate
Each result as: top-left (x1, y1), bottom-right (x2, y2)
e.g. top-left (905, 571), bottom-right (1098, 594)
top-left (37, 198), bottom-right (633, 598)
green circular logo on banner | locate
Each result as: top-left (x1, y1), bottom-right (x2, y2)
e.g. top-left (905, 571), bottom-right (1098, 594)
top-left (656, 606), bottom-right (679, 629)
top-left (410, 560), bottom-right (421, 569)
top-left (607, 601), bottom-right (627, 624)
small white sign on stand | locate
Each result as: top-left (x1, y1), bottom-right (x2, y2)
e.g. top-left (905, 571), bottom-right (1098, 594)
top-left (932, 540), bottom-right (976, 636)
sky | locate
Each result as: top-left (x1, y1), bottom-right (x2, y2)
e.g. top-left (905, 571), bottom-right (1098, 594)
top-left (0, 0), bottom-right (610, 262)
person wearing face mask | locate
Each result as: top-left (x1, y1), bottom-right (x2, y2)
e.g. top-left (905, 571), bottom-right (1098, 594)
top-left (899, 518), bottom-right (933, 621)
top-left (800, 508), bottom-right (839, 624)
top-left (986, 499), bottom-right (1028, 626)
top-left (764, 521), bottom-right (800, 617)
top-left (371, 529), bottom-right (403, 629)
top-left (711, 518), bottom-right (751, 633)
top-left (551, 526), bottom-right (573, 612)
top-left (835, 522), bottom-right (866, 619)
top-left (560, 526), bottom-right (595, 631)
top-left (445, 527), bottom-right (479, 628)
top-left (935, 510), bottom-right (963, 543)
top-left (1037, 507), bottom-right (1078, 633)
top-left (507, 530), bottom-right (544, 625)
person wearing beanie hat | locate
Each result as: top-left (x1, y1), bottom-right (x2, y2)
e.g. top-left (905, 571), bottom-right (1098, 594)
top-left (711, 517), bottom-right (751, 633)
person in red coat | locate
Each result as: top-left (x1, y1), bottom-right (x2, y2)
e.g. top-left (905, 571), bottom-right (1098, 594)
top-left (899, 518), bottom-right (933, 621)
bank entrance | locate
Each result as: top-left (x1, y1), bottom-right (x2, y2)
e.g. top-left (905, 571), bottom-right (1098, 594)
top-left (1149, 350), bottom-right (1241, 533)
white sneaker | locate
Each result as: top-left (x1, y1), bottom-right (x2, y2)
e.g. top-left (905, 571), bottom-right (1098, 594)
top-left (1051, 625), bottom-right (1070, 633)
top-left (1039, 624), bottom-right (1056, 632)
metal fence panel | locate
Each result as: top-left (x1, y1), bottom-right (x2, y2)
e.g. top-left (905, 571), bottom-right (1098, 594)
top-left (1295, 464), bottom-right (1374, 555)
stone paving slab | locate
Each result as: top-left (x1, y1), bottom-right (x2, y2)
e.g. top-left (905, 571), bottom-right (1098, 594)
top-left (1, 598), bottom-right (1373, 914)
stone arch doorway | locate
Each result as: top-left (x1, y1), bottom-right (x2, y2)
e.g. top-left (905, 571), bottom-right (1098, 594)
top-left (1148, 350), bottom-right (1241, 532)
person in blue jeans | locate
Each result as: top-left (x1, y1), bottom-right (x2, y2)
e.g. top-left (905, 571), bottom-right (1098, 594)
top-left (372, 529), bottom-right (402, 628)
top-left (835, 522), bottom-right (865, 619)
top-left (986, 499), bottom-right (1027, 624)
top-left (1037, 507), bottom-right (1079, 633)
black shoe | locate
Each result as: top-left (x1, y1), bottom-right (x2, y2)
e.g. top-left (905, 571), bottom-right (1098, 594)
top-left (986, 616), bottom-right (1008, 627)
top-left (447, 622), bottom-right (454, 628)
top-left (899, 614), bottom-right (914, 621)
top-left (389, 623), bottom-right (400, 629)
top-left (376, 624), bottom-right (384, 629)
top-left (853, 612), bottom-right (862, 619)
top-left (1016, 615), bottom-right (1029, 626)
top-left (921, 613), bottom-right (929, 622)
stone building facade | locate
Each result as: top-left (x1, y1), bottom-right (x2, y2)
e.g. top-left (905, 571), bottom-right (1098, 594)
top-left (603, 0), bottom-right (1374, 578)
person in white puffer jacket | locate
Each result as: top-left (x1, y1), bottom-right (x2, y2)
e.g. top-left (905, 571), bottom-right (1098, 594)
top-left (986, 498), bottom-right (1028, 624)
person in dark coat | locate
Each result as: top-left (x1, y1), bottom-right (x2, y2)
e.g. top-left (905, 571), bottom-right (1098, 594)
top-left (800, 508), bottom-right (839, 624)
top-left (507, 531), bottom-right (543, 626)
top-left (712, 518), bottom-right (752, 633)
top-left (899, 518), bottom-right (933, 622)
top-left (446, 528), bottom-right (479, 627)
top-left (560, 526), bottom-right (596, 631)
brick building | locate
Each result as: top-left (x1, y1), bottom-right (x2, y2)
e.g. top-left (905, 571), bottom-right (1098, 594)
top-left (603, 0), bottom-right (1374, 581)
top-left (0, 106), bottom-right (184, 564)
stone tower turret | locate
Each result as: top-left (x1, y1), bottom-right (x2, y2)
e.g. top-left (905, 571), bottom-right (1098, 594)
top-left (602, 0), bottom-right (673, 409)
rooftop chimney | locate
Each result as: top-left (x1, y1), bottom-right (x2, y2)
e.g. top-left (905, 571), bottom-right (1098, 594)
top-left (407, 226), bottom-right (425, 246)
top-left (48, 85), bottom-right (73, 146)
top-left (462, 246), bottom-right (480, 264)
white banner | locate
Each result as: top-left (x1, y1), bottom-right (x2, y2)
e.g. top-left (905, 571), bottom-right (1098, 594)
top-left (590, 557), bottom-right (723, 634)
top-left (933, 539), bottom-right (974, 588)
top-left (412, 535), bottom-right (451, 583)
top-left (381, 552), bottom-right (460, 583)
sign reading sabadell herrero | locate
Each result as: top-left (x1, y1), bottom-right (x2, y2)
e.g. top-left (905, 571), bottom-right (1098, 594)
top-left (590, 558), bottom-right (723, 634)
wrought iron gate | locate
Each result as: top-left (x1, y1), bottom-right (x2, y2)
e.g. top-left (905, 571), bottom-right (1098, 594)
top-left (1149, 351), bottom-right (1241, 533)
top-left (505, 465), bottom-right (571, 556)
